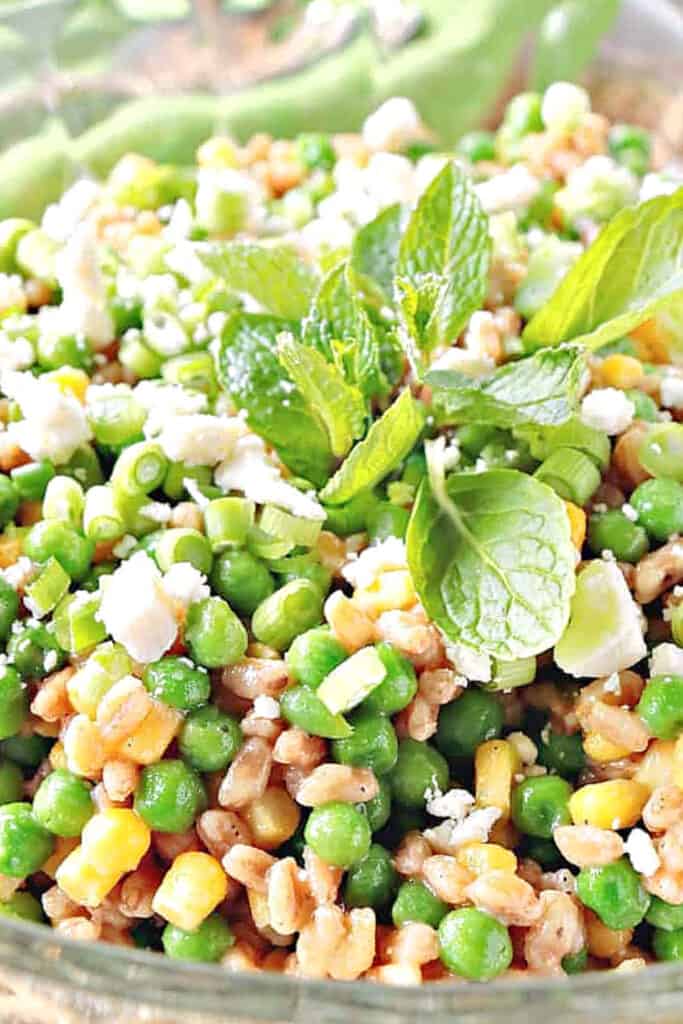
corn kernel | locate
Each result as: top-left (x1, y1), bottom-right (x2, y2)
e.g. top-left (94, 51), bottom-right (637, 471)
top-left (600, 354), bottom-right (643, 390)
top-left (354, 571), bottom-right (416, 616)
top-left (242, 788), bottom-right (300, 851)
top-left (152, 851), bottom-right (228, 932)
top-left (630, 319), bottom-right (670, 364)
top-left (635, 739), bottom-right (676, 791)
top-left (569, 779), bottom-right (649, 829)
top-left (44, 367), bottom-right (90, 403)
top-left (0, 537), bottom-right (22, 569)
top-left (456, 842), bottom-right (517, 876)
top-left (56, 847), bottom-right (119, 908)
top-left (583, 732), bottom-right (632, 764)
top-left (196, 136), bottom-right (239, 169)
top-left (475, 740), bottom-right (520, 821)
top-left (80, 809), bottom-right (150, 872)
top-left (118, 700), bottom-right (182, 765)
top-left (564, 501), bottom-right (586, 551)
top-left (42, 835), bottom-right (79, 879)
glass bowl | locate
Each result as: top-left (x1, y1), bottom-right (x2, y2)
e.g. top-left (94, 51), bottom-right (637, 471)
top-left (0, 0), bottom-right (682, 1020)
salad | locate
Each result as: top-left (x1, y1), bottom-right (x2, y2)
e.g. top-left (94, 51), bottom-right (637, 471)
top-left (0, 80), bottom-right (681, 983)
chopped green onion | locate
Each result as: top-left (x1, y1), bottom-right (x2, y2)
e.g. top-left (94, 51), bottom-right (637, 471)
top-left (259, 505), bottom-right (322, 549)
top-left (53, 593), bottom-right (107, 654)
top-left (87, 392), bottom-right (146, 448)
top-left (118, 333), bottom-right (163, 379)
top-left (83, 486), bottom-right (126, 542)
top-left (163, 463), bottom-right (212, 502)
top-left (42, 476), bottom-right (84, 528)
top-left (24, 558), bottom-right (70, 618)
top-left (671, 605), bottom-right (683, 648)
top-left (11, 461), bottom-right (55, 501)
top-left (61, 446), bottom-right (104, 489)
top-left (246, 526), bottom-right (294, 561)
top-left (155, 528), bottom-right (213, 574)
top-left (534, 447), bottom-right (601, 506)
top-left (204, 497), bottom-right (255, 551)
top-left (68, 642), bottom-right (132, 718)
top-left (317, 647), bottom-right (387, 715)
top-left (112, 442), bottom-right (168, 497)
top-left (483, 656), bottom-right (537, 691)
top-left (162, 352), bottom-right (217, 396)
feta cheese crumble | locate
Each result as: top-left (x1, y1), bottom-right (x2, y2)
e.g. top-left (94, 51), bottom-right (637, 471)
top-left (162, 562), bottom-right (211, 610)
top-left (362, 97), bottom-right (424, 153)
top-left (342, 537), bottom-right (408, 591)
top-left (97, 552), bottom-right (177, 663)
top-left (57, 223), bottom-right (114, 349)
top-left (581, 388), bottom-right (635, 435)
top-left (649, 642), bottom-right (683, 678)
top-left (2, 370), bottom-right (92, 464)
top-left (625, 828), bottom-right (660, 877)
top-left (445, 642), bottom-right (492, 683)
top-left (475, 165), bottom-right (542, 215)
top-left (660, 374), bottom-right (683, 411)
top-left (157, 414), bottom-right (245, 467)
top-left (252, 695), bottom-right (281, 720)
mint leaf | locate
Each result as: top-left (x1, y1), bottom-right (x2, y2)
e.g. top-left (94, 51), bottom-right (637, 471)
top-left (427, 344), bottom-right (587, 429)
top-left (216, 313), bottom-right (333, 486)
top-left (532, 0), bottom-right (622, 89)
top-left (320, 389), bottom-right (425, 506)
top-left (196, 241), bottom-right (317, 319)
top-left (277, 331), bottom-right (366, 458)
top-left (350, 203), bottom-right (404, 306)
top-left (304, 262), bottom-right (390, 400)
top-left (407, 441), bottom-right (576, 659)
top-left (524, 190), bottom-right (683, 351)
top-left (394, 161), bottom-right (490, 364)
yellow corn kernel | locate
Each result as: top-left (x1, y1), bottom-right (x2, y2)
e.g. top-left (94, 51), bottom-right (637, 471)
top-left (353, 570), bottom-right (416, 616)
top-left (673, 735), bottom-right (683, 790)
top-left (118, 700), bottom-right (182, 765)
top-left (56, 847), bottom-right (119, 908)
top-left (80, 808), bottom-right (151, 873)
top-left (42, 835), bottom-right (79, 879)
top-left (564, 501), bottom-right (586, 551)
top-left (475, 739), bottom-right (520, 822)
top-left (48, 740), bottom-right (67, 771)
top-left (583, 732), bottom-right (632, 764)
top-left (569, 779), bottom-right (649, 829)
top-left (152, 851), bottom-right (228, 932)
top-left (635, 739), bottom-right (676, 791)
top-left (456, 842), bottom-right (517, 876)
top-left (630, 319), bottom-right (671, 364)
top-left (246, 887), bottom-right (271, 930)
top-left (44, 367), bottom-right (90, 403)
top-left (242, 788), bottom-right (301, 851)
top-left (196, 136), bottom-right (239, 169)
top-left (0, 537), bottom-right (22, 569)
top-left (599, 354), bottom-right (643, 390)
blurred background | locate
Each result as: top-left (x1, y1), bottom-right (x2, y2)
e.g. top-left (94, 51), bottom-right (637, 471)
top-left (0, 0), bottom-right (681, 218)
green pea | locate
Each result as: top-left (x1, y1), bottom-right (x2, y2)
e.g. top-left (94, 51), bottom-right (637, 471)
top-left (134, 760), bottom-right (206, 834)
top-left (143, 656), bottom-right (210, 711)
top-left (185, 596), bottom-right (247, 669)
top-left (271, 552), bottom-right (332, 596)
top-left (162, 913), bottom-right (234, 962)
top-left (609, 124), bottom-right (651, 175)
top-left (297, 133), bottom-right (336, 171)
top-left (0, 664), bottom-right (27, 739)
top-left (251, 580), bottom-right (323, 652)
top-left (362, 643), bottom-right (417, 716)
top-left (625, 389), bottom-right (658, 423)
top-left (637, 675), bottom-right (683, 739)
top-left (0, 890), bottom-right (43, 923)
top-left (438, 907), bottom-right (512, 981)
top-left (390, 739), bottom-right (448, 809)
top-left (285, 627), bottom-right (347, 690)
top-left (23, 520), bottom-right (94, 581)
top-left (210, 548), bottom-right (275, 616)
top-left (653, 927), bottom-right (683, 962)
top-left (520, 835), bottom-right (564, 869)
top-left (0, 579), bottom-right (18, 646)
top-left (537, 728), bottom-right (586, 778)
top-left (332, 710), bottom-right (398, 777)
top-left (576, 858), bottom-right (650, 929)
top-left (0, 477), bottom-right (19, 529)
top-left (561, 947), bottom-right (588, 974)
top-left (436, 689), bottom-right (504, 761)
top-left (366, 502), bottom-right (410, 542)
top-left (323, 490), bottom-right (379, 536)
top-left (280, 685), bottom-right (352, 740)
top-left (304, 801), bottom-right (371, 868)
top-left (0, 760), bottom-right (23, 805)
top-left (32, 769), bottom-right (93, 837)
top-left (511, 776), bottom-right (572, 838)
top-left (457, 130), bottom-right (497, 163)
top-left (646, 896), bottom-right (683, 931)
top-left (179, 705), bottom-right (242, 773)
top-left (7, 623), bottom-right (65, 680)
top-left (11, 461), bottom-right (55, 501)
top-left (0, 802), bottom-right (54, 876)
top-left (37, 333), bottom-right (93, 372)
top-left (503, 91), bottom-right (543, 135)
top-left (392, 879), bottom-right (448, 928)
top-left (587, 509), bottom-right (649, 563)
top-left (630, 478), bottom-right (683, 542)
top-left (0, 734), bottom-right (50, 767)
top-left (362, 777), bottom-right (392, 833)
top-left (639, 424), bottom-right (683, 482)
top-left (344, 843), bottom-right (398, 910)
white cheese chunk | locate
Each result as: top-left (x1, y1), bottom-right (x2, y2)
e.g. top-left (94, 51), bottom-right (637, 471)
top-left (581, 388), bottom-right (635, 435)
top-left (625, 828), bottom-right (660, 877)
top-left (362, 97), bottom-right (424, 153)
top-left (162, 562), bottom-right (210, 610)
top-left (215, 433), bottom-right (325, 520)
top-left (2, 370), bottom-right (91, 464)
top-left (57, 223), bottom-right (114, 349)
top-left (97, 552), bottom-right (177, 663)
top-left (157, 414), bottom-right (245, 466)
top-left (649, 642), bottom-right (683, 678)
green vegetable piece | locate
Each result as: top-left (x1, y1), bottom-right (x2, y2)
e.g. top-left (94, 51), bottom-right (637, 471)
top-left (204, 498), bottom-right (255, 552)
top-left (438, 907), bottom-right (512, 981)
top-left (32, 770), bottom-right (93, 837)
top-left (0, 577), bottom-right (19, 642)
top-left (626, 388), bottom-right (658, 422)
top-left (390, 738), bottom-right (448, 809)
top-left (24, 521), bottom-right (93, 581)
top-left (332, 710), bottom-right (398, 777)
top-left (251, 580), bottom-right (323, 652)
top-left (517, 416), bottom-right (610, 470)
top-left (630, 478), bottom-right (683, 541)
top-left (323, 489), bottom-right (379, 536)
top-left (7, 623), bottom-right (64, 680)
top-left (0, 664), bottom-right (27, 741)
top-left (392, 879), bottom-right (448, 928)
top-left (537, 728), bottom-right (586, 778)
top-left (458, 131), bottom-right (496, 163)
top-left (320, 390), bottom-right (425, 506)
top-left (647, 895), bottom-right (683, 932)
top-left (639, 424), bottom-right (683, 481)
top-left (279, 685), bottom-right (352, 740)
top-left (436, 689), bottom-right (503, 761)
top-left (210, 548), bottom-right (275, 616)
top-left (511, 775), bottom-right (572, 838)
top-left (0, 760), bottom-right (23, 805)
top-left (576, 858), bottom-right (650, 929)
top-left (297, 133), bottom-right (336, 172)
top-left (524, 190), bottom-right (683, 352)
top-left (344, 843), bottom-right (398, 910)
top-left (24, 558), bottom-right (70, 618)
top-left (561, 946), bottom-right (589, 974)
top-left (637, 675), bottom-right (683, 740)
top-left (11, 461), bottom-right (55, 502)
top-left (653, 927), bottom-right (683, 962)
top-left (185, 596), bottom-right (247, 668)
top-left (359, 643), bottom-right (417, 717)
top-left (363, 777), bottom-right (392, 833)
top-left (0, 890), bottom-right (43, 923)
top-left (534, 446), bottom-right (601, 505)
top-left (162, 913), bottom-right (234, 963)
top-left (0, 477), bottom-right (19, 529)
top-left (135, 760), bottom-right (205, 833)
top-left (179, 705), bottom-right (242, 773)
top-left (155, 528), bottom-right (213, 574)
top-left (0, 802), bottom-right (54, 876)
top-left (304, 801), bottom-right (371, 869)
top-left (285, 627), bottom-right (347, 689)
top-left (366, 502), bottom-right (410, 542)
top-left (588, 509), bottom-right (649, 563)
top-left (0, 218), bottom-right (34, 273)
top-left (15, 228), bottom-right (59, 285)
top-left (0, 735), bottom-right (50, 767)
top-left (143, 656), bottom-right (210, 711)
